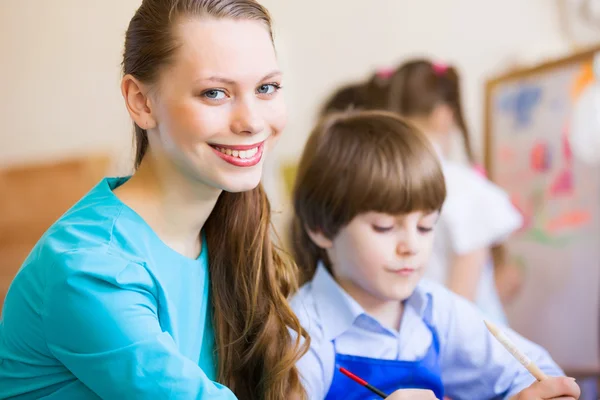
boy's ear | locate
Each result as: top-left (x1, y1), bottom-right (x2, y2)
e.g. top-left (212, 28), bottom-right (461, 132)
top-left (305, 227), bottom-right (333, 249)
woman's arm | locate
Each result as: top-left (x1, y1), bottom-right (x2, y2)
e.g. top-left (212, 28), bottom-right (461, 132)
top-left (42, 252), bottom-right (236, 400)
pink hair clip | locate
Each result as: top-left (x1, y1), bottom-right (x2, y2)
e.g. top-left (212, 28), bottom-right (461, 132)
top-left (376, 67), bottom-right (394, 79)
top-left (472, 163), bottom-right (487, 178)
top-left (432, 62), bottom-right (449, 76)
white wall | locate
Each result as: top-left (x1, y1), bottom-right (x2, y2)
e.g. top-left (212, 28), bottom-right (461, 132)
top-left (0, 0), bottom-right (571, 201)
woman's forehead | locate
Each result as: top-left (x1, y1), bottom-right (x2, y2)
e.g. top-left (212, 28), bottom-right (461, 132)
top-left (168, 18), bottom-right (278, 83)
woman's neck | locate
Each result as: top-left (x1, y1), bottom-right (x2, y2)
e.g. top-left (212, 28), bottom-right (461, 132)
top-left (114, 152), bottom-right (222, 259)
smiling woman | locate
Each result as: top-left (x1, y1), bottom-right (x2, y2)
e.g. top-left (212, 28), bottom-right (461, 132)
top-left (0, 1), bottom-right (307, 399)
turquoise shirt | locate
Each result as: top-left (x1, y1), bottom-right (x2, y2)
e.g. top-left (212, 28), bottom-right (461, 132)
top-left (0, 178), bottom-right (237, 399)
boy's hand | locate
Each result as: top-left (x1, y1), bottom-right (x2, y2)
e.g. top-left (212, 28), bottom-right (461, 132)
top-left (385, 389), bottom-right (438, 399)
top-left (509, 377), bottom-right (580, 399)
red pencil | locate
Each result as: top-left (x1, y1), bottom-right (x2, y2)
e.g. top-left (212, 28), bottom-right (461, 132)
top-left (339, 367), bottom-right (389, 398)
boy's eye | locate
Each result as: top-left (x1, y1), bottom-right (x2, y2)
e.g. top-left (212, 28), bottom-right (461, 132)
top-left (372, 225), bottom-right (394, 233)
top-left (418, 226), bottom-right (434, 234)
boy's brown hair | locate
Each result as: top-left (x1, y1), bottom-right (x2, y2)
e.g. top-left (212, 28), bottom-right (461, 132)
top-left (291, 110), bottom-right (447, 281)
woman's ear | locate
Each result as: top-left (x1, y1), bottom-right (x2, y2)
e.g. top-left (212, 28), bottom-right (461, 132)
top-left (121, 74), bottom-right (157, 130)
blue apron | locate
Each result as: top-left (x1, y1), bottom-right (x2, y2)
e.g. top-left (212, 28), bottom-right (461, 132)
top-left (325, 302), bottom-right (444, 400)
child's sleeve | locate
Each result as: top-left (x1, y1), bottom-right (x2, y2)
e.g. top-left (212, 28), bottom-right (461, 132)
top-left (41, 251), bottom-right (237, 400)
top-left (295, 337), bottom-right (332, 399)
top-left (442, 162), bottom-right (523, 255)
top-left (433, 284), bottom-right (564, 399)
top-left (290, 287), bottom-right (335, 399)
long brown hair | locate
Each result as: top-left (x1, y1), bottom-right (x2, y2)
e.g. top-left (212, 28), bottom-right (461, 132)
top-left (291, 110), bottom-right (447, 281)
top-left (387, 59), bottom-right (475, 163)
top-left (123, 1), bottom-right (308, 398)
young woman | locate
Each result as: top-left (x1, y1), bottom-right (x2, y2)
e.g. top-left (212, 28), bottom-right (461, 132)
top-left (0, 1), bottom-right (307, 399)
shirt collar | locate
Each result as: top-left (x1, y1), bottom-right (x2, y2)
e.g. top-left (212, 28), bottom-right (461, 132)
top-left (311, 262), bottom-right (432, 341)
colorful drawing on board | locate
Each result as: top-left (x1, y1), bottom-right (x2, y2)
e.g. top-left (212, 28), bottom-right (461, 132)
top-left (549, 97), bottom-right (564, 112)
top-left (511, 254), bottom-right (528, 273)
top-left (524, 226), bottom-right (573, 247)
top-left (530, 186), bottom-right (546, 212)
top-left (510, 193), bottom-right (532, 231)
top-left (545, 209), bottom-right (591, 233)
top-left (530, 140), bottom-right (552, 173)
top-left (561, 124), bottom-right (573, 164)
top-left (518, 186), bottom-right (579, 247)
top-left (498, 145), bottom-right (515, 163)
top-left (549, 168), bottom-right (574, 196)
top-left (497, 84), bottom-right (543, 129)
top-left (570, 61), bottom-right (594, 101)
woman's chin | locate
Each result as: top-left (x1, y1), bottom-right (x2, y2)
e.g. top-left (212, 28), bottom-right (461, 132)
top-left (218, 173), bottom-right (263, 193)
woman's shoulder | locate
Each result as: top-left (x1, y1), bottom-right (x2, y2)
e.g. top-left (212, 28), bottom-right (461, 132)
top-left (24, 178), bottom-right (149, 278)
top-left (28, 231), bottom-right (145, 290)
top-left (40, 179), bottom-right (125, 247)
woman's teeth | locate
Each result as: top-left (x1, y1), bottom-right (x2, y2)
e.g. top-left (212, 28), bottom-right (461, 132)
top-left (214, 146), bottom-right (259, 159)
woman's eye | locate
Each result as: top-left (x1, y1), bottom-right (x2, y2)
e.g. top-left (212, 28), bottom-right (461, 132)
top-left (202, 89), bottom-right (226, 100)
top-left (257, 83), bottom-right (281, 95)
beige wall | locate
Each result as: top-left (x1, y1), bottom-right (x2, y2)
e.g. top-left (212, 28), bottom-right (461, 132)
top-left (0, 0), bottom-right (141, 171)
top-left (0, 0), bottom-right (571, 199)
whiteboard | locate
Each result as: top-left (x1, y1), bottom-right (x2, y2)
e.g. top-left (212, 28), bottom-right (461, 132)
top-left (484, 47), bottom-right (600, 372)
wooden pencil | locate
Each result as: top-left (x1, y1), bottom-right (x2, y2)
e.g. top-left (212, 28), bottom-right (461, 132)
top-left (484, 319), bottom-right (549, 381)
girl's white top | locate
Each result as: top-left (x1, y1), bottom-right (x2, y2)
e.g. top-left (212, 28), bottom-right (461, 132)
top-left (427, 147), bottom-right (523, 325)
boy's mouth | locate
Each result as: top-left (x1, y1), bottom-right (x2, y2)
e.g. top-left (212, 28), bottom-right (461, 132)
top-left (386, 267), bottom-right (417, 276)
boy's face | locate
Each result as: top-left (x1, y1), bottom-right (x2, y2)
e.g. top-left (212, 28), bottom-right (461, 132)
top-left (321, 211), bottom-right (439, 304)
